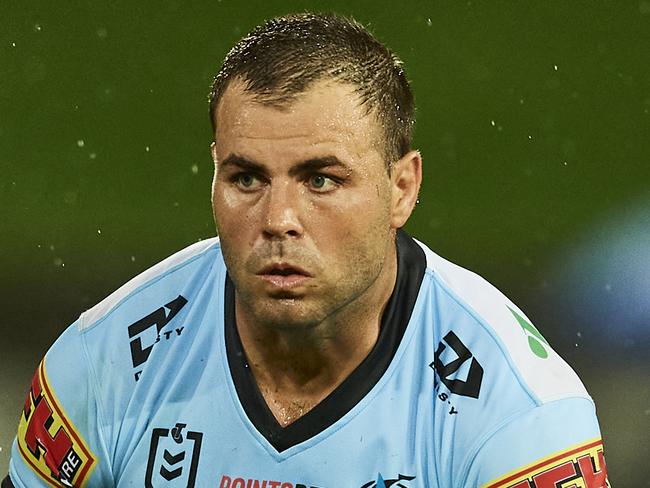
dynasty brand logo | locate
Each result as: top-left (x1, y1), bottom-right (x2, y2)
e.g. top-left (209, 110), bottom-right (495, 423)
top-left (128, 295), bottom-right (188, 381)
top-left (431, 330), bottom-right (484, 399)
top-left (145, 422), bottom-right (203, 488)
top-left (360, 473), bottom-right (416, 487)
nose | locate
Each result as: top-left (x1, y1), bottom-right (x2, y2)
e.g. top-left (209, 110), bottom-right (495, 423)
top-left (262, 182), bottom-right (304, 239)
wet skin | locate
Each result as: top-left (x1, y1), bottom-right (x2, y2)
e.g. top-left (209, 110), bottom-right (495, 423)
top-left (211, 79), bottom-right (422, 424)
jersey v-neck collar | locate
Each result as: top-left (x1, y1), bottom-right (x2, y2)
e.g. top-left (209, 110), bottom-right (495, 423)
top-left (224, 230), bottom-right (427, 453)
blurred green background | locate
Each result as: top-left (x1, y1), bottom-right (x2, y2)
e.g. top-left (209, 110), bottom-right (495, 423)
top-left (2, 0), bottom-right (649, 485)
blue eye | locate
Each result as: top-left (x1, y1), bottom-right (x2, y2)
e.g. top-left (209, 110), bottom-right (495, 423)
top-left (308, 174), bottom-right (337, 192)
top-left (238, 174), bottom-right (255, 187)
top-left (233, 173), bottom-right (263, 190)
top-left (310, 175), bottom-right (326, 188)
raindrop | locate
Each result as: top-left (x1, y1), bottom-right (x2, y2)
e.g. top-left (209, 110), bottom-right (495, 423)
top-left (426, 18), bottom-right (432, 27)
top-left (145, 146), bottom-right (150, 152)
top-left (89, 152), bottom-right (97, 160)
top-left (97, 229), bottom-right (102, 235)
top-left (49, 245), bottom-right (55, 251)
top-left (131, 256), bottom-right (136, 262)
top-left (34, 24), bottom-right (42, 32)
top-left (191, 164), bottom-right (199, 174)
top-left (553, 64), bottom-right (558, 71)
top-left (11, 42), bottom-right (16, 47)
top-left (576, 331), bottom-right (582, 338)
top-left (528, 135), bottom-right (533, 140)
top-left (563, 161), bottom-right (568, 166)
top-left (77, 139), bottom-right (85, 148)
top-left (490, 120), bottom-right (496, 126)
top-left (519, 98), bottom-right (524, 104)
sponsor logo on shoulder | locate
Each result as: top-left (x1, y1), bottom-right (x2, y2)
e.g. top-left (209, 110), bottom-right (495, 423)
top-left (128, 295), bottom-right (188, 381)
top-left (483, 438), bottom-right (610, 488)
top-left (17, 360), bottom-right (96, 487)
top-left (508, 306), bottom-right (550, 359)
top-left (145, 422), bottom-right (203, 488)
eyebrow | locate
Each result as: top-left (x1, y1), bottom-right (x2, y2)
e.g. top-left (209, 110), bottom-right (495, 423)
top-left (219, 154), bottom-right (265, 173)
top-left (219, 154), bottom-right (351, 176)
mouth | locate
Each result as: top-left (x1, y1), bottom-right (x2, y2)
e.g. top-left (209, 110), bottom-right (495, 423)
top-left (255, 263), bottom-right (312, 289)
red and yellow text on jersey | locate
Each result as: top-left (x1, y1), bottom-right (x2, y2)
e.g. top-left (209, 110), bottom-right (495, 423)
top-left (17, 360), bottom-right (96, 488)
top-left (484, 439), bottom-right (609, 488)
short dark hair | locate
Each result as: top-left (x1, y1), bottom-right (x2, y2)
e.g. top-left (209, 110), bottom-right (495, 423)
top-left (208, 12), bottom-right (415, 167)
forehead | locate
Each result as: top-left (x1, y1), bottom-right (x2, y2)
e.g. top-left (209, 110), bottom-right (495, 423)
top-left (214, 80), bottom-right (382, 163)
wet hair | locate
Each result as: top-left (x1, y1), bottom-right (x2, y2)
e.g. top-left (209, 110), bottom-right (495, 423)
top-left (208, 12), bottom-right (415, 168)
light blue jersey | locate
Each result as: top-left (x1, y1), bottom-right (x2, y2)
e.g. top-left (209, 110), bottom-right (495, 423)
top-left (6, 232), bottom-right (610, 487)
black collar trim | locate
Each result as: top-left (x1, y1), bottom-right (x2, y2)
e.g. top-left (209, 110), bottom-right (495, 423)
top-left (224, 230), bottom-right (426, 452)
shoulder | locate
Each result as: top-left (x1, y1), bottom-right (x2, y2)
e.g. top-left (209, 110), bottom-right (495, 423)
top-left (43, 237), bottom-right (225, 389)
top-left (409, 239), bottom-right (607, 485)
top-left (8, 239), bottom-right (226, 487)
top-left (414, 238), bottom-right (590, 406)
top-left (48, 236), bottom-right (226, 418)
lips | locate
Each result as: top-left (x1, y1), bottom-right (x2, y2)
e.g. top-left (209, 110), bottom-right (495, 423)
top-left (256, 263), bottom-right (312, 289)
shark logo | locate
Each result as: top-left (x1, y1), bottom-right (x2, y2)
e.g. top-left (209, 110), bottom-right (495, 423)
top-left (360, 473), bottom-right (416, 488)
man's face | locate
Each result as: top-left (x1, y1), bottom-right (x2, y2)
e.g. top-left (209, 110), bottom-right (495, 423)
top-left (211, 80), bottom-right (404, 329)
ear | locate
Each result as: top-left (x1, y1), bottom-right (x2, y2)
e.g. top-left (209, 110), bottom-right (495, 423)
top-left (210, 141), bottom-right (218, 163)
top-left (390, 150), bottom-right (422, 229)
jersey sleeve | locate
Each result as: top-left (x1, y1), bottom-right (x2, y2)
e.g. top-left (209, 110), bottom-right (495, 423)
top-left (463, 397), bottom-right (611, 488)
top-left (6, 320), bottom-right (112, 487)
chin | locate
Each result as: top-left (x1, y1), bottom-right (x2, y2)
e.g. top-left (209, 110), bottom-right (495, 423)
top-left (252, 300), bottom-right (325, 331)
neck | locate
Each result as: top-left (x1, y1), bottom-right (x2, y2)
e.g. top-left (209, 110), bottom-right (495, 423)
top-left (235, 240), bottom-right (398, 425)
